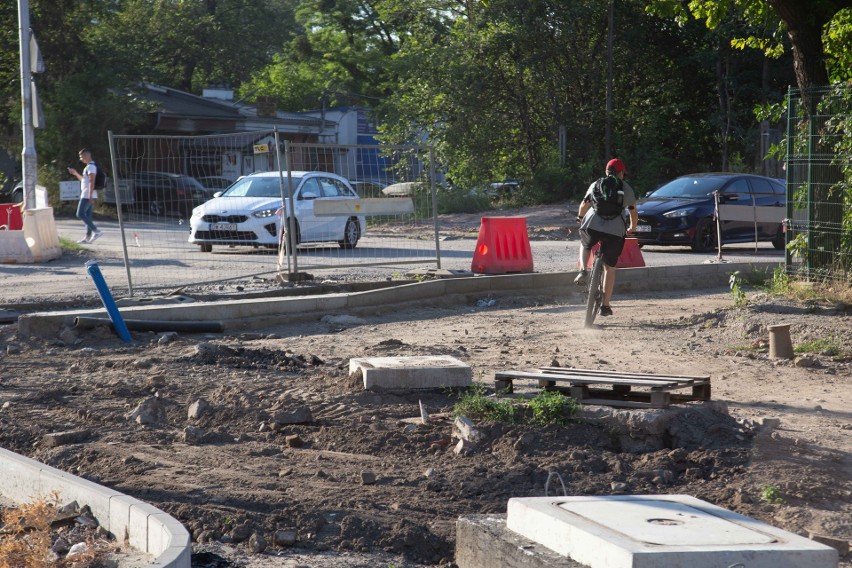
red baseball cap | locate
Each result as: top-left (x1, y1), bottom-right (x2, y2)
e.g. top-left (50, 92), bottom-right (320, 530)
top-left (606, 158), bottom-right (627, 173)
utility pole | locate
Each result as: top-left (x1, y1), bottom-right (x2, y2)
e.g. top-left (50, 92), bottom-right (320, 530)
top-left (605, 0), bottom-right (613, 162)
top-left (18, 0), bottom-right (37, 210)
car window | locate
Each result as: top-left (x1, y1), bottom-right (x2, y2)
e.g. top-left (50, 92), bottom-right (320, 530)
top-left (721, 178), bottom-right (751, 202)
top-left (223, 177), bottom-right (290, 198)
top-left (299, 178), bottom-right (321, 200)
top-left (749, 178), bottom-right (774, 196)
top-left (651, 176), bottom-right (726, 198)
top-left (318, 178), bottom-right (342, 198)
top-left (332, 179), bottom-right (356, 197)
top-left (770, 179), bottom-right (786, 196)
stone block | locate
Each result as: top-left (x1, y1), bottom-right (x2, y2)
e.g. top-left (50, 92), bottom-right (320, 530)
top-left (350, 355), bottom-right (472, 390)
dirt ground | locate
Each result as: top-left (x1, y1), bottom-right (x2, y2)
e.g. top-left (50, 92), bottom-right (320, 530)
top-left (0, 204), bottom-right (850, 568)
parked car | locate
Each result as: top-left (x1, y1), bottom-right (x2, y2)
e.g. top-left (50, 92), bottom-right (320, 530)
top-left (197, 176), bottom-right (234, 192)
top-left (0, 179), bottom-right (23, 204)
top-left (635, 173), bottom-right (786, 252)
top-left (133, 172), bottom-right (212, 216)
top-left (188, 171), bottom-right (366, 253)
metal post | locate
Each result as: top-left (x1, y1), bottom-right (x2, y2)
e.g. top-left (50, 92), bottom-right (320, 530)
top-left (605, 0), bottom-right (613, 161)
top-left (429, 146), bottom-right (441, 269)
top-left (284, 139), bottom-right (300, 278)
top-left (714, 191), bottom-right (724, 262)
top-left (18, 0), bottom-right (37, 210)
top-left (784, 87), bottom-right (794, 273)
top-left (109, 131), bottom-right (134, 297)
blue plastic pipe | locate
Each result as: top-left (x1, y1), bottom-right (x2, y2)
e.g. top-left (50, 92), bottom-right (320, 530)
top-left (84, 260), bottom-right (132, 343)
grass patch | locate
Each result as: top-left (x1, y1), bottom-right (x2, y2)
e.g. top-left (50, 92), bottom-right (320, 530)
top-left (453, 384), bottom-right (579, 426)
top-left (59, 236), bottom-right (86, 253)
top-left (795, 336), bottom-right (845, 357)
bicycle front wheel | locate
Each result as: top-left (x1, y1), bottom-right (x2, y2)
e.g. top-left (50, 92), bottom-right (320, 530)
top-left (584, 254), bottom-right (604, 327)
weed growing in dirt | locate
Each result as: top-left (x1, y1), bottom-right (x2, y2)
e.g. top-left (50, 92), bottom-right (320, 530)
top-left (527, 390), bottom-right (578, 426)
top-left (729, 271), bottom-right (748, 307)
top-left (0, 495), bottom-right (102, 567)
top-left (796, 336), bottom-right (845, 357)
top-left (454, 385), bottom-right (580, 426)
top-left (59, 237), bottom-right (86, 253)
top-left (760, 484), bottom-right (784, 504)
top-left (760, 265), bottom-right (852, 305)
top-left (453, 384), bottom-right (516, 423)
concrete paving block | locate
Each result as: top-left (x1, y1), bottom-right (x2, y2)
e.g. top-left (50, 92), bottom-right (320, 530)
top-left (507, 495), bottom-right (838, 568)
top-left (109, 494), bottom-right (146, 543)
top-left (148, 544), bottom-right (193, 568)
top-left (0, 447), bottom-right (44, 499)
top-left (456, 514), bottom-right (585, 568)
top-left (350, 355), bottom-right (472, 390)
top-left (128, 501), bottom-right (164, 552)
top-left (38, 468), bottom-right (121, 529)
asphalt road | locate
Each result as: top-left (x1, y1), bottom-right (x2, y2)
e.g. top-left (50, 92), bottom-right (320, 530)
top-left (0, 217), bottom-right (784, 306)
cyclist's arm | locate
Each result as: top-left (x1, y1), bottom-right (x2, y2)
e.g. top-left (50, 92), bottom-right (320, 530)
top-left (626, 205), bottom-right (638, 234)
top-left (577, 196), bottom-right (592, 221)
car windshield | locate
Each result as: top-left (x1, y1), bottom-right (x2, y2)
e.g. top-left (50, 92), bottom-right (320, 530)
top-left (651, 176), bottom-right (726, 198)
top-left (221, 176), bottom-right (302, 198)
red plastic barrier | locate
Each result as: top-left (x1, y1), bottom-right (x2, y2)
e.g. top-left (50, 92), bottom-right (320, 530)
top-left (471, 217), bottom-right (534, 274)
top-left (582, 237), bottom-right (645, 269)
top-left (0, 205), bottom-right (23, 231)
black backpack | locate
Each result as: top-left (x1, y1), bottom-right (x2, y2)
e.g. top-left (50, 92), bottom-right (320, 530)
top-left (92, 161), bottom-right (107, 190)
top-left (591, 175), bottom-right (624, 220)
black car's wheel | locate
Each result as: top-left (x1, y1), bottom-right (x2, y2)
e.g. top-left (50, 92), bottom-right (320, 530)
top-left (772, 224), bottom-right (785, 250)
top-left (148, 200), bottom-right (164, 216)
top-left (12, 190), bottom-right (23, 203)
top-left (199, 243), bottom-right (213, 253)
top-left (690, 217), bottom-right (717, 252)
top-left (338, 217), bottom-right (360, 249)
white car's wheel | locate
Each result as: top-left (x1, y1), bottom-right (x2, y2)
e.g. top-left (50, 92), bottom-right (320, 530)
top-left (338, 218), bottom-right (360, 249)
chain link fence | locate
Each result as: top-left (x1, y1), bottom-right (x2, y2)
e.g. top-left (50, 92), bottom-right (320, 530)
top-left (784, 84), bottom-right (852, 283)
top-left (107, 131), bottom-right (440, 294)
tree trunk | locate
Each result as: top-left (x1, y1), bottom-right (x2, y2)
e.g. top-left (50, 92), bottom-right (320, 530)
top-left (767, 0), bottom-right (852, 92)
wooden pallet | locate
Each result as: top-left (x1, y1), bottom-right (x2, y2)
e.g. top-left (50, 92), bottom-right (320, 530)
top-left (494, 367), bottom-right (711, 409)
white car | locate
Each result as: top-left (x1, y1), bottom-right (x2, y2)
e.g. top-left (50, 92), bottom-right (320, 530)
top-left (188, 171), bottom-right (366, 252)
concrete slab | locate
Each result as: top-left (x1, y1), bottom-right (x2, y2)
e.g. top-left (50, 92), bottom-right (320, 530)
top-left (506, 495), bottom-right (838, 568)
top-left (349, 355), bottom-right (472, 390)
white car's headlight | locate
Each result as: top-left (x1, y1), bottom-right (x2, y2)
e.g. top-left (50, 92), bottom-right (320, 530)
top-left (252, 208), bottom-right (278, 219)
top-left (191, 207), bottom-right (203, 218)
top-left (663, 207), bottom-right (696, 218)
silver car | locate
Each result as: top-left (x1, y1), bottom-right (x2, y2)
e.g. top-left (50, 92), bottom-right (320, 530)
top-left (188, 171), bottom-right (366, 253)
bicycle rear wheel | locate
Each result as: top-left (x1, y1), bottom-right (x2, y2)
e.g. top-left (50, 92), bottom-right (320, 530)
top-left (584, 254), bottom-right (604, 327)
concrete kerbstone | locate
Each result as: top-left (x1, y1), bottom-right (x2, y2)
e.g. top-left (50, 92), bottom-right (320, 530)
top-left (0, 446), bottom-right (190, 567)
top-left (16, 262), bottom-right (779, 339)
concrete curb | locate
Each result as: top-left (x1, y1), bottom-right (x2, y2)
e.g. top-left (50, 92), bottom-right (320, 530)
top-left (0, 446), bottom-right (191, 567)
top-left (17, 261), bottom-right (780, 339)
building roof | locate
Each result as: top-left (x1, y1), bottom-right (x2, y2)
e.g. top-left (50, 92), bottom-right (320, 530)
top-left (138, 83), bottom-right (333, 134)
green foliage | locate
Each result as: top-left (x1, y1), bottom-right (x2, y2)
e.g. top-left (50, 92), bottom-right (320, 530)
top-left (436, 186), bottom-right (492, 215)
top-left (453, 384), bottom-right (516, 423)
top-left (795, 336), bottom-right (844, 357)
top-left (760, 484), bottom-right (784, 504)
top-left (527, 390), bottom-right (577, 426)
top-left (729, 271), bottom-right (748, 307)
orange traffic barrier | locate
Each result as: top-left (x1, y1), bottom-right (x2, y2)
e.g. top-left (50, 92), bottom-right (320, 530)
top-left (0, 205), bottom-right (23, 231)
top-left (471, 217), bottom-right (534, 274)
top-left (581, 237), bottom-right (645, 269)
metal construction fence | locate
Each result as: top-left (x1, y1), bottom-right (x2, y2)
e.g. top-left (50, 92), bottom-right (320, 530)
top-left (784, 85), bottom-right (852, 283)
top-left (106, 131), bottom-right (440, 294)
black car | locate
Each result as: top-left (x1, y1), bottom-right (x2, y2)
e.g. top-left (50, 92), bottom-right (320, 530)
top-left (0, 179), bottom-right (23, 204)
top-left (635, 173), bottom-right (786, 252)
top-left (132, 172), bottom-right (212, 216)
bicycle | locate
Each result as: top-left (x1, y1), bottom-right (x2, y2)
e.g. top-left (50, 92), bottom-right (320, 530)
top-left (584, 250), bottom-right (605, 327)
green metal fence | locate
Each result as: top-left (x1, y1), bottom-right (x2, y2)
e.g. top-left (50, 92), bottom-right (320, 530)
top-left (785, 84), bottom-right (852, 283)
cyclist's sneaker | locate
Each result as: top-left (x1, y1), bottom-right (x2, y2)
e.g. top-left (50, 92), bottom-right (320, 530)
top-left (600, 305), bottom-right (613, 316)
top-left (574, 270), bottom-right (589, 286)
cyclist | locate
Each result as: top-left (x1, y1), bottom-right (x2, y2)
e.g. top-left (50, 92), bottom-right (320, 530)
top-left (574, 158), bottom-right (638, 316)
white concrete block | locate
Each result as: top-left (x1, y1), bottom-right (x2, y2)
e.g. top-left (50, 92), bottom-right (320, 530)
top-left (38, 468), bottom-right (121, 529)
top-left (506, 495), bottom-right (838, 568)
top-left (128, 501), bottom-right (163, 552)
top-left (0, 447), bottom-right (44, 499)
top-left (349, 355), bottom-right (472, 390)
top-left (109, 494), bottom-right (145, 543)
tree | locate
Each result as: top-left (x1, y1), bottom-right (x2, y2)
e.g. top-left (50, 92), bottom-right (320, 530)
top-left (647, 0), bottom-right (852, 92)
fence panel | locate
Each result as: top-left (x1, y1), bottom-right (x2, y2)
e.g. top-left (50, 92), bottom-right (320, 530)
top-left (785, 85), bottom-right (852, 283)
top-left (108, 132), bottom-right (440, 294)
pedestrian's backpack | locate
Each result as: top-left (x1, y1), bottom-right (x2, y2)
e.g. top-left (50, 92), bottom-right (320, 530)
top-left (92, 161), bottom-right (107, 190)
top-left (591, 175), bottom-right (624, 220)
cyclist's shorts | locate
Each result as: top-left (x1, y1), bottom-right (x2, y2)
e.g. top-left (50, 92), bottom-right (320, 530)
top-left (580, 228), bottom-right (625, 267)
